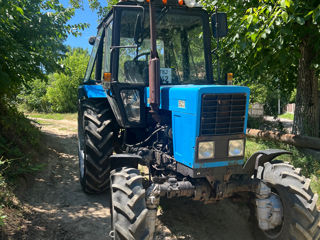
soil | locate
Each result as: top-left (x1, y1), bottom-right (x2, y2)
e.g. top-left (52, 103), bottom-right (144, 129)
top-left (1, 117), bottom-right (256, 240)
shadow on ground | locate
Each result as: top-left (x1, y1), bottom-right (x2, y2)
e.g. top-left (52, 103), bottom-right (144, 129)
top-left (7, 126), bottom-right (257, 240)
top-left (156, 198), bottom-right (255, 240)
top-left (11, 132), bottom-right (111, 240)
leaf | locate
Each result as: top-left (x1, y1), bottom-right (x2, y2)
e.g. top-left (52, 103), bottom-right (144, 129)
top-left (15, 6), bottom-right (24, 15)
top-left (247, 15), bottom-right (253, 25)
top-left (313, 6), bottom-right (320, 22)
top-left (280, 0), bottom-right (291, 8)
top-left (296, 17), bottom-right (305, 25)
top-left (250, 32), bottom-right (259, 42)
top-left (285, 0), bottom-right (291, 8)
top-left (281, 11), bottom-right (288, 22)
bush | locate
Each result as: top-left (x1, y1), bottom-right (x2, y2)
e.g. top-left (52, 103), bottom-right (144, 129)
top-left (17, 47), bottom-right (89, 113)
top-left (46, 48), bottom-right (89, 112)
top-left (17, 78), bottom-right (50, 112)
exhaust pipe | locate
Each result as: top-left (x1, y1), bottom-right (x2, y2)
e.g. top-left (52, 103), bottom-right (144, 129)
top-left (148, 0), bottom-right (160, 115)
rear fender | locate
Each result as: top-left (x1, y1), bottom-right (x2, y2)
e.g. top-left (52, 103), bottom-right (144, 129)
top-left (243, 149), bottom-right (292, 175)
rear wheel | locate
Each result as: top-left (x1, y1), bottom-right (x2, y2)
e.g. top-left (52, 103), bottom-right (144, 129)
top-left (78, 98), bottom-right (118, 193)
top-left (254, 162), bottom-right (320, 239)
top-left (110, 167), bottom-right (149, 240)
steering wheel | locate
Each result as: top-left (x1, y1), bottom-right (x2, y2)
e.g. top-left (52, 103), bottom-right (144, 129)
top-left (133, 51), bottom-right (150, 61)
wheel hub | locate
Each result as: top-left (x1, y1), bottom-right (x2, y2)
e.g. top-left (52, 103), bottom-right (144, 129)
top-left (256, 182), bottom-right (283, 231)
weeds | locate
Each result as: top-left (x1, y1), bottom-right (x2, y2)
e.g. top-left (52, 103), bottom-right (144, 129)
top-left (0, 101), bottom-right (42, 226)
top-left (26, 112), bottom-right (77, 121)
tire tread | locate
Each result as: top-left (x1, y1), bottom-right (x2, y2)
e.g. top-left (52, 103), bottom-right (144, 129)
top-left (111, 167), bottom-right (149, 240)
top-left (78, 99), bottom-right (118, 193)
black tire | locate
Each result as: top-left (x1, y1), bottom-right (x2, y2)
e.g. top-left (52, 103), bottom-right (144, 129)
top-left (254, 162), bottom-right (320, 239)
top-left (78, 98), bottom-right (118, 193)
top-left (110, 167), bottom-right (149, 240)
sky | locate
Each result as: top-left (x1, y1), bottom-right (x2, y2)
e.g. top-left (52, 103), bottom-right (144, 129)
top-left (61, 0), bottom-right (108, 51)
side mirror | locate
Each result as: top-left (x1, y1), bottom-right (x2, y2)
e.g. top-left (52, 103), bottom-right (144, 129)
top-left (89, 36), bottom-right (96, 46)
top-left (211, 13), bottom-right (228, 38)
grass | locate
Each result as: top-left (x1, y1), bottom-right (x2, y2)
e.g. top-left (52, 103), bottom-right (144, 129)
top-left (0, 102), bottom-right (44, 228)
top-left (279, 112), bottom-right (294, 120)
top-left (246, 137), bottom-right (320, 206)
top-left (26, 112), bottom-right (77, 121)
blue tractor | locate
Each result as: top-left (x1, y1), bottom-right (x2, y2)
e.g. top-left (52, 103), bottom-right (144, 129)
top-left (77, 0), bottom-right (320, 239)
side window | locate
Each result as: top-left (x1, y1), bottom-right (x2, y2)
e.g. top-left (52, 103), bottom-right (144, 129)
top-left (102, 21), bottom-right (113, 76)
top-left (84, 27), bottom-right (104, 82)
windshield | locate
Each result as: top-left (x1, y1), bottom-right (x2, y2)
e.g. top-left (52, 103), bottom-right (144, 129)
top-left (117, 8), bottom-right (207, 85)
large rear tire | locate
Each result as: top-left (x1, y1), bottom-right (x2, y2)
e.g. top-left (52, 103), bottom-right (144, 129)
top-left (110, 167), bottom-right (149, 240)
top-left (254, 162), bottom-right (320, 239)
top-left (78, 98), bottom-right (118, 193)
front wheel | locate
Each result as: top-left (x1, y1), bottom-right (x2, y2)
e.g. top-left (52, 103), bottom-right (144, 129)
top-left (254, 162), bottom-right (320, 239)
top-left (110, 167), bottom-right (150, 240)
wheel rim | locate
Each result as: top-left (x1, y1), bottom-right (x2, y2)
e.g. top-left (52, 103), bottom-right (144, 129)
top-left (78, 140), bottom-right (85, 178)
top-left (262, 190), bottom-right (284, 239)
top-left (78, 107), bottom-right (85, 179)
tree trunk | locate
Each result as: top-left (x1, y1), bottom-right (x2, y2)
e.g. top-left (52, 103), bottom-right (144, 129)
top-left (246, 128), bottom-right (320, 151)
top-left (292, 36), bottom-right (319, 137)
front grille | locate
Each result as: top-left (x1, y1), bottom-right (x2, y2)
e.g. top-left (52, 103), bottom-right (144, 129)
top-left (200, 93), bottom-right (247, 136)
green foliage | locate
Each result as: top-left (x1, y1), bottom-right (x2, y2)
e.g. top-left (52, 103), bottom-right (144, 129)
top-left (26, 112), bottom-right (77, 121)
top-left (0, 0), bottom-right (88, 100)
top-left (18, 48), bottom-right (89, 113)
top-left (88, 0), bottom-right (118, 18)
top-left (264, 90), bottom-right (290, 116)
top-left (279, 112), bottom-right (294, 120)
top-left (203, 0), bottom-right (320, 135)
top-left (0, 101), bottom-right (41, 179)
top-left (46, 48), bottom-right (89, 112)
top-left (17, 79), bottom-right (50, 112)
top-left (0, 100), bottom-right (43, 226)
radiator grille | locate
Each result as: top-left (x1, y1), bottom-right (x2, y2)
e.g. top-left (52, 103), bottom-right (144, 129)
top-left (200, 93), bottom-right (247, 136)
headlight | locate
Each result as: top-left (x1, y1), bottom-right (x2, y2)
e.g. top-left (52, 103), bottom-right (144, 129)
top-left (228, 139), bottom-right (244, 157)
top-left (198, 141), bottom-right (215, 159)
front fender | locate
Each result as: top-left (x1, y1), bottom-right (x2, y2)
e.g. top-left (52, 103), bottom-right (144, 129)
top-left (109, 154), bottom-right (141, 171)
top-left (243, 149), bottom-right (292, 175)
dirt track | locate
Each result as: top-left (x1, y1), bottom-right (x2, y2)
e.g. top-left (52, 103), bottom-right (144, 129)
top-left (8, 118), bottom-right (256, 240)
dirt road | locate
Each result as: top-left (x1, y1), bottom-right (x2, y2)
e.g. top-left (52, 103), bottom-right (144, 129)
top-left (9, 117), bottom-right (256, 240)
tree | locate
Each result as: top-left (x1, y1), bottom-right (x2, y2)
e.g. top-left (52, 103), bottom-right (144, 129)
top-left (0, 0), bottom-right (88, 100)
top-left (46, 48), bottom-right (89, 112)
top-left (203, 0), bottom-right (320, 137)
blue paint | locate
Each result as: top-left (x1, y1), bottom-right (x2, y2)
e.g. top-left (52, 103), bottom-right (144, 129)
top-left (83, 85), bottom-right (107, 98)
top-left (194, 159), bottom-right (244, 168)
top-left (82, 83), bottom-right (251, 170)
top-left (145, 85), bottom-right (250, 169)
